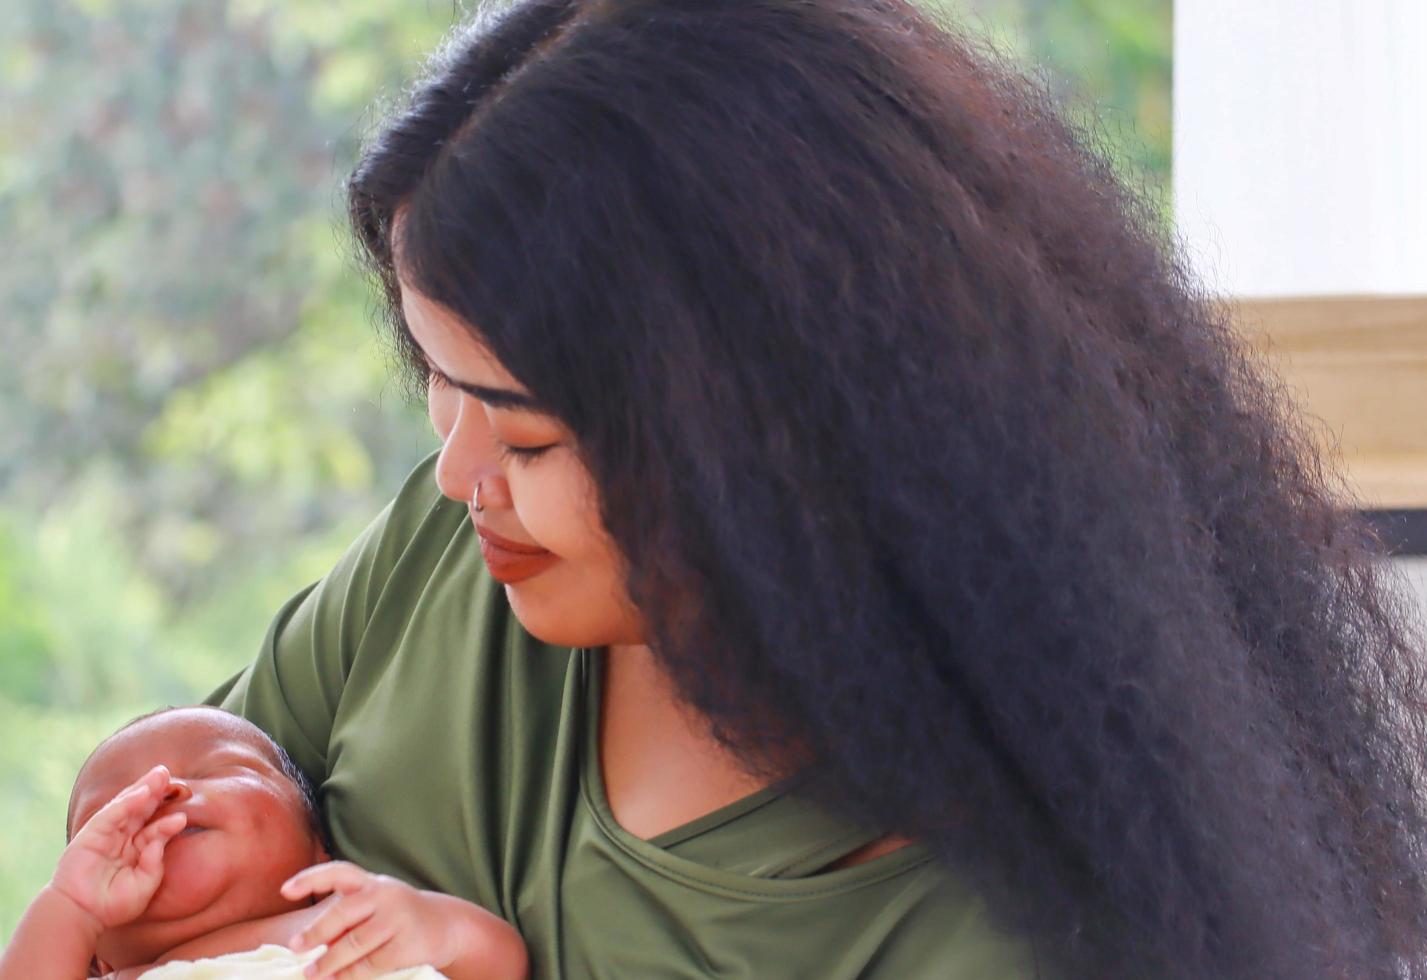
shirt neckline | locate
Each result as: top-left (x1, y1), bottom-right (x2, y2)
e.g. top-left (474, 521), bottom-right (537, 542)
top-left (575, 648), bottom-right (934, 900)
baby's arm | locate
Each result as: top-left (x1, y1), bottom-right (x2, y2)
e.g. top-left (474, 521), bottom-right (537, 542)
top-left (0, 766), bottom-right (186, 980)
top-left (283, 862), bottom-right (528, 980)
top-left (0, 885), bottom-right (110, 980)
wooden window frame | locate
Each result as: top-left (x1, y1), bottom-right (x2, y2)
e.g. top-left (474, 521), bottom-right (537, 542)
top-left (1233, 295), bottom-right (1427, 553)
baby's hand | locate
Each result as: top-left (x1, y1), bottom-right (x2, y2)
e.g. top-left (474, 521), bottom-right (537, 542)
top-left (52, 765), bottom-right (188, 933)
top-left (283, 861), bottom-right (528, 980)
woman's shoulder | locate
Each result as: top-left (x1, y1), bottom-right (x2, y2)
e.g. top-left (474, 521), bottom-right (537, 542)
top-left (361, 451), bottom-right (467, 573)
top-left (322, 450), bottom-right (487, 649)
top-left (210, 452), bottom-right (559, 776)
top-left (338, 452), bottom-right (565, 681)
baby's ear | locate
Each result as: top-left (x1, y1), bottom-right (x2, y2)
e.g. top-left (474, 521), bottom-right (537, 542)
top-left (311, 835), bottom-right (330, 864)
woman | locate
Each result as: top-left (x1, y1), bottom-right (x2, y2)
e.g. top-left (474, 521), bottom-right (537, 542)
top-left (214, 0), bottom-right (1427, 976)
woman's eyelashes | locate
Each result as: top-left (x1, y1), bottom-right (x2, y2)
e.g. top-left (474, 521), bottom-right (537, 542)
top-left (495, 441), bottom-right (557, 465)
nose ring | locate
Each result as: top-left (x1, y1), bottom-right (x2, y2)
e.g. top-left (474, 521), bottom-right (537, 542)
top-left (473, 482), bottom-right (484, 513)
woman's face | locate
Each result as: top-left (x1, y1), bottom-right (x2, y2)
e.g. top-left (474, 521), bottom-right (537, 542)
top-left (401, 283), bottom-right (644, 649)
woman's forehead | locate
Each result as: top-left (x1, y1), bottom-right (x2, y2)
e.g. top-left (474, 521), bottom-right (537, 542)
top-left (398, 283), bottom-right (522, 390)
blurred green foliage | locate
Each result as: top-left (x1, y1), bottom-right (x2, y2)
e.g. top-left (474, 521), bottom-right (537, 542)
top-left (0, 0), bottom-right (1170, 940)
top-left (939, 0), bottom-right (1172, 208)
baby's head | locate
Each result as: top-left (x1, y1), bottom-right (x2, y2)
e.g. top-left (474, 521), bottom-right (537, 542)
top-left (67, 706), bottom-right (329, 970)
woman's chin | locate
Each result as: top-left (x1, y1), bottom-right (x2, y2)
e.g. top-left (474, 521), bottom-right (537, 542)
top-left (505, 579), bottom-right (642, 650)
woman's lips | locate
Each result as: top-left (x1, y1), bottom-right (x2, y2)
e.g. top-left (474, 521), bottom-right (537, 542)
top-left (474, 522), bottom-right (558, 584)
top-left (475, 522), bottom-right (547, 554)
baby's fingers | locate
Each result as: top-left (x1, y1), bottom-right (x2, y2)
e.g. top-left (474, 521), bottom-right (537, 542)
top-left (282, 861), bottom-right (372, 902)
top-left (303, 917), bottom-right (395, 979)
top-left (134, 812), bottom-right (187, 850)
top-left (289, 892), bottom-right (376, 954)
top-left (78, 767), bottom-right (173, 844)
top-left (133, 813), bottom-right (187, 875)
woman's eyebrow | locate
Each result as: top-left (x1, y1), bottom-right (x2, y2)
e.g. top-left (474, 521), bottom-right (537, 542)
top-left (453, 377), bottom-right (543, 412)
top-left (402, 329), bottom-right (545, 411)
top-left (427, 363), bottom-right (545, 413)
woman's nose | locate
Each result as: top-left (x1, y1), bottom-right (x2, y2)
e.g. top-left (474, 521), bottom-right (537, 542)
top-left (433, 399), bottom-right (504, 506)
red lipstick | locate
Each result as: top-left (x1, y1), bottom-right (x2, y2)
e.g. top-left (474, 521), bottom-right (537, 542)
top-left (473, 520), bottom-right (558, 584)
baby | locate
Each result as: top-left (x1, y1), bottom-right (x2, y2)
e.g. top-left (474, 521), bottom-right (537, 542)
top-left (0, 707), bottom-right (527, 980)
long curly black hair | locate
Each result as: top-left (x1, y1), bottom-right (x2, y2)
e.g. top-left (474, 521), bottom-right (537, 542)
top-left (347, 0), bottom-right (1427, 975)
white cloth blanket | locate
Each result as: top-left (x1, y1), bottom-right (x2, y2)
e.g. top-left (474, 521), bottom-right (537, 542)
top-left (139, 944), bottom-right (447, 979)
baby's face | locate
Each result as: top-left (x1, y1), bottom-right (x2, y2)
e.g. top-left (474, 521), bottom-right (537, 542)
top-left (68, 707), bottom-right (324, 968)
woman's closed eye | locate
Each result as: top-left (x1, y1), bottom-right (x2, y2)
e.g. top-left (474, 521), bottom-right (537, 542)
top-left (496, 441), bottom-right (558, 465)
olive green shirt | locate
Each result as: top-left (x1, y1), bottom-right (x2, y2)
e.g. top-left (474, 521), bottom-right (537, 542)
top-left (210, 456), bottom-right (1038, 978)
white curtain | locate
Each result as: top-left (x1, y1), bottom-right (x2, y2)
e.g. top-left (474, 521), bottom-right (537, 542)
top-left (1173, 0), bottom-right (1427, 298)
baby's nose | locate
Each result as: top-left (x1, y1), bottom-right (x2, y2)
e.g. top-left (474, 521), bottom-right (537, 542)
top-left (161, 780), bottom-right (193, 804)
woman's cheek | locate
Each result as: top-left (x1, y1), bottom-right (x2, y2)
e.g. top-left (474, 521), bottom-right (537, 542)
top-left (517, 458), bottom-right (606, 561)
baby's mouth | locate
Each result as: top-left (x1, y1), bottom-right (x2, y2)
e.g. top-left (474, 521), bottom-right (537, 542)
top-left (175, 825), bottom-right (207, 837)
